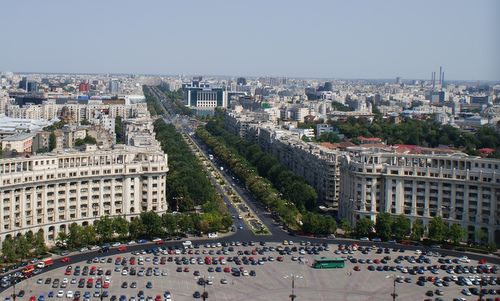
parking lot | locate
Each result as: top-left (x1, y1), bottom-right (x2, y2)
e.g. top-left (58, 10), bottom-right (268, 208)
top-left (1, 241), bottom-right (498, 301)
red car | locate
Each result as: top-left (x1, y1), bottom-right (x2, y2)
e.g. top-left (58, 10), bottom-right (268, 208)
top-left (155, 240), bottom-right (164, 245)
top-left (155, 296), bottom-right (162, 301)
top-left (223, 267), bottom-right (231, 273)
top-left (29, 296), bottom-right (36, 301)
top-left (353, 266), bottom-right (360, 271)
top-left (61, 257), bottom-right (70, 263)
top-left (277, 256), bottom-right (284, 262)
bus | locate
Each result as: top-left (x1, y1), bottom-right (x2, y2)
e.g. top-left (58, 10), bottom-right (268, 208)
top-left (312, 258), bottom-right (345, 269)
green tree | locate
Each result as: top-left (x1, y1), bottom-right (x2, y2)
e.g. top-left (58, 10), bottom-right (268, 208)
top-left (411, 219), bottom-right (425, 241)
top-left (355, 218), bottom-right (374, 238)
top-left (34, 231), bottom-right (48, 255)
top-left (81, 225), bottom-right (97, 246)
top-left (67, 223), bottom-right (83, 248)
top-left (48, 132), bottom-right (57, 151)
top-left (1, 238), bottom-right (16, 262)
top-left (95, 216), bottom-right (114, 242)
top-left (128, 218), bottom-right (145, 239)
top-left (140, 211), bottom-right (163, 238)
top-left (14, 235), bottom-right (30, 260)
top-left (375, 212), bottom-right (393, 240)
top-left (428, 216), bottom-right (448, 242)
top-left (178, 214), bottom-right (194, 233)
top-left (161, 214), bottom-right (178, 235)
top-left (448, 223), bottom-right (466, 244)
top-left (24, 231), bottom-right (35, 253)
top-left (392, 215), bottom-right (411, 241)
top-left (115, 116), bottom-right (124, 143)
top-left (340, 218), bottom-right (352, 237)
top-left (112, 216), bottom-right (130, 239)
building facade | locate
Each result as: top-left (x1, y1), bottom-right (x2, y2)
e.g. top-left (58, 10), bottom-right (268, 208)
top-left (339, 147), bottom-right (500, 244)
top-left (0, 145), bottom-right (168, 245)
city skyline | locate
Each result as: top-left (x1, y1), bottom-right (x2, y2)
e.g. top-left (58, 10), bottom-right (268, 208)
top-left (0, 0), bottom-right (499, 81)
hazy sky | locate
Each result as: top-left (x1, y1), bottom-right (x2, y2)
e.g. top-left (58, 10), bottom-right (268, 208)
top-left (0, 0), bottom-right (498, 80)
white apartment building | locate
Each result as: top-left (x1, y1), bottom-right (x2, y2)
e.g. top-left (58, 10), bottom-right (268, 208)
top-left (339, 146), bottom-right (500, 244)
top-left (0, 145), bottom-right (168, 245)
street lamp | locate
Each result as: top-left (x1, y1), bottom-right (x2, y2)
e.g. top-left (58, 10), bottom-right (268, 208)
top-left (284, 274), bottom-right (303, 301)
top-left (386, 274), bottom-right (398, 301)
top-left (195, 274), bottom-right (213, 301)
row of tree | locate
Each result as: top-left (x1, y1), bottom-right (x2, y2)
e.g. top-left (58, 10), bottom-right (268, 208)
top-left (1, 231), bottom-right (47, 263)
top-left (205, 116), bottom-right (318, 211)
top-left (56, 211), bottom-right (233, 249)
top-left (155, 86), bottom-right (193, 116)
top-left (196, 125), bottom-right (337, 235)
top-left (330, 116), bottom-right (500, 158)
top-left (154, 119), bottom-right (222, 212)
top-left (351, 214), bottom-right (467, 244)
top-left (143, 85), bottom-right (167, 116)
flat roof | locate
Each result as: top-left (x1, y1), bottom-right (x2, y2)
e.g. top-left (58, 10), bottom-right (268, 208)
top-left (2, 132), bottom-right (34, 141)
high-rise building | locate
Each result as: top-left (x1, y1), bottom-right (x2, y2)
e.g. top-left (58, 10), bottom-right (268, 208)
top-left (109, 79), bottom-right (120, 94)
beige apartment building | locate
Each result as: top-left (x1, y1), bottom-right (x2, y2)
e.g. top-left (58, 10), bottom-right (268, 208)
top-left (0, 144), bottom-right (168, 245)
top-left (339, 146), bottom-right (500, 244)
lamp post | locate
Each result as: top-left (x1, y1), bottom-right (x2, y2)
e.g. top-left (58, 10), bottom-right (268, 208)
top-left (172, 197), bottom-right (183, 213)
top-left (386, 274), bottom-right (398, 301)
top-left (284, 274), bottom-right (303, 301)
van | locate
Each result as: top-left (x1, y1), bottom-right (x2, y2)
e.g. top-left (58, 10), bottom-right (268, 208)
top-left (208, 233), bottom-right (218, 238)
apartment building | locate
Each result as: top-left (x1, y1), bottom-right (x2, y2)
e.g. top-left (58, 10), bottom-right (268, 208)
top-left (225, 110), bottom-right (342, 209)
top-left (339, 146), bottom-right (500, 244)
top-left (0, 144), bottom-right (168, 244)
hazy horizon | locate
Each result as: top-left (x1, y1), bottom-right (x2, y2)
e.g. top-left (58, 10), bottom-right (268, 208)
top-left (1, 0), bottom-right (499, 81)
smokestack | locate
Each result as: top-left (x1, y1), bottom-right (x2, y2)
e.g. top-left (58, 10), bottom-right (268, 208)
top-left (439, 66), bottom-right (443, 85)
top-left (441, 71), bottom-right (444, 86)
top-left (432, 72), bottom-right (436, 89)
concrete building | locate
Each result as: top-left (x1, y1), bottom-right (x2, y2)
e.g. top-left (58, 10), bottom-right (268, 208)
top-left (338, 145), bottom-right (500, 245)
top-left (183, 79), bottom-right (227, 108)
top-left (0, 144), bottom-right (168, 245)
top-left (1, 133), bottom-right (34, 153)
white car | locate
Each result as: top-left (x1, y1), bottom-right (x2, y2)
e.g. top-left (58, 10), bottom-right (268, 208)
top-left (461, 288), bottom-right (471, 296)
top-left (459, 256), bottom-right (470, 263)
top-left (62, 278), bottom-right (68, 284)
top-left (57, 291), bottom-right (64, 298)
top-left (415, 250), bottom-right (422, 255)
top-left (152, 238), bottom-right (162, 242)
top-left (111, 242), bottom-right (121, 247)
top-left (121, 269), bottom-right (128, 275)
top-left (66, 291), bottom-right (73, 298)
top-left (128, 240), bottom-right (137, 245)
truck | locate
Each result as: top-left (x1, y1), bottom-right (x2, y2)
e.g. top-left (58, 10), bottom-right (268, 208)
top-left (36, 258), bottom-right (54, 269)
